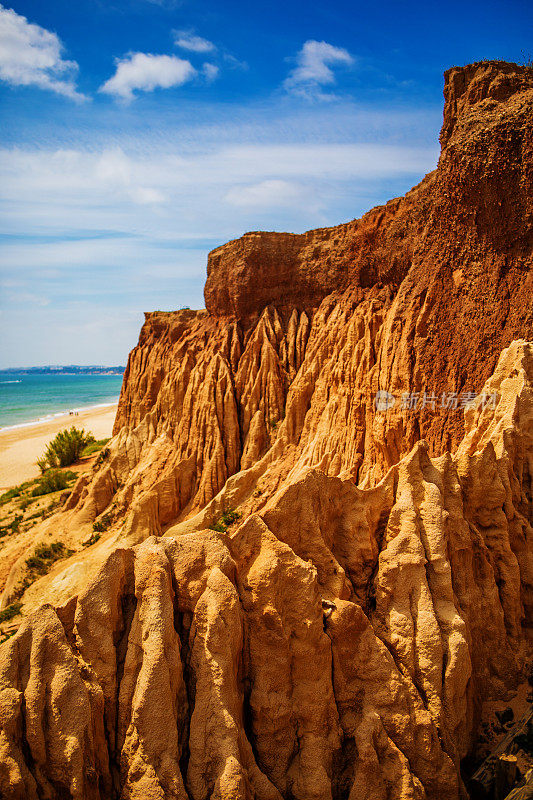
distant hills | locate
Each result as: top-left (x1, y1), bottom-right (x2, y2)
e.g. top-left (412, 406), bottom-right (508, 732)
top-left (0, 365), bottom-right (125, 375)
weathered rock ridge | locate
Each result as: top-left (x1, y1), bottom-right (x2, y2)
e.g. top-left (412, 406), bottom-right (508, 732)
top-left (0, 61), bottom-right (533, 800)
top-left (1, 339), bottom-right (533, 799)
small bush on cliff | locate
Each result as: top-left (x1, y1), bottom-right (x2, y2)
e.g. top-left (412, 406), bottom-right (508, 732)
top-left (95, 446), bottom-right (110, 465)
top-left (38, 427), bottom-right (95, 471)
top-left (93, 512), bottom-right (112, 533)
top-left (84, 532), bottom-right (100, 547)
top-left (209, 509), bottom-right (241, 533)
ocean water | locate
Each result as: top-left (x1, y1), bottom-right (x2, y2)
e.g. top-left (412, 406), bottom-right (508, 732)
top-left (0, 372), bottom-right (124, 430)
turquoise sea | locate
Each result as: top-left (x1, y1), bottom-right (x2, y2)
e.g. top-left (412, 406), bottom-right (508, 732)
top-left (0, 373), bottom-right (124, 430)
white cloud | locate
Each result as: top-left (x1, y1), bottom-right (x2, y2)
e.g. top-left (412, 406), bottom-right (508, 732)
top-left (225, 179), bottom-right (306, 209)
top-left (95, 147), bottom-right (167, 203)
top-left (0, 105), bottom-right (440, 366)
top-left (100, 52), bottom-right (196, 101)
top-left (202, 63), bottom-right (219, 83)
top-left (284, 40), bottom-right (354, 100)
top-left (173, 31), bottom-right (215, 53)
top-left (0, 4), bottom-right (85, 100)
top-left (0, 141), bottom-right (438, 263)
top-left (5, 290), bottom-right (50, 307)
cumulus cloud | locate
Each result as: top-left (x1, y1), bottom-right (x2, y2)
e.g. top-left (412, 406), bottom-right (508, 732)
top-left (0, 4), bottom-right (85, 100)
top-left (173, 31), bottom-right (216, 53)
top-left (100, 53), bottom-right (196, 101)
top-left (284, 40), bottom-right (354, 100)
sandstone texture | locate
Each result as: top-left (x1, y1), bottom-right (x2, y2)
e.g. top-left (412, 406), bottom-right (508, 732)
top-left (0, 61), bottom-right (533, 800)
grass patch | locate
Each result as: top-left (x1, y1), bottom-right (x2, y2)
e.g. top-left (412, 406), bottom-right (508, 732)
top-left (81, 438), bottom-right (110, 458)
top-left (38, 427), bottom-right (95, 471)
top-left (84, 532), bottom-right (101, 547)
top-left (10, 540), bottom-right (74, 602)
top-left (0, 480), bottom-right (36, 506)
top-left (0, 602), bottom-right (22, 623)
top-left (209, 509), bottom-right (241, 534)
top-left (0, 515), bottom-right (22, 539)
top-left (25, 541), bottom-right (71, 575)
top-left (31, 469), bottom-right (76, 497)
top-left (0, 487), bottom-right (21, 505)
top-left (18, 496), bottom-right (37, 511)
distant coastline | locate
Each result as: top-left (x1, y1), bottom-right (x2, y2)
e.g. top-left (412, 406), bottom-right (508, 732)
top-left (0, 370), bottom-right (124, 429)
top-left (0, 365), bottom-right (125, 376)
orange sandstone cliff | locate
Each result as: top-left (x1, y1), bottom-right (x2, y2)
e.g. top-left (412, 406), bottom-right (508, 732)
top-left (1, 61), bottom-right (533, 800)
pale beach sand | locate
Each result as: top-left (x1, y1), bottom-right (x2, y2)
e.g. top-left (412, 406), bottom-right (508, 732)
top-left (0, 404), bottom-right (117, 489)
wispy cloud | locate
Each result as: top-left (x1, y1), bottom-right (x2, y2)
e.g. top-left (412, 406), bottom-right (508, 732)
top-left (99, 52), bottom-right (196, 101)
top-left (202, 63), bottom-right (219, 83)
top-left (173, 30), bottom-right (216, 53)
top-left (95, 147), bottom-right (167, 203)
top-left (144, 0), bottom-right (184, 6)
top-left (0, 139), bottom-right (438, 254)
top-left (225, 179), bottom-right (308, 210)
top-left (0, 4), bottom-right (85, 101)
top-left (0, 103), bottom-right (440, 365)
top-left (284, 40), bottom-right (354, 100)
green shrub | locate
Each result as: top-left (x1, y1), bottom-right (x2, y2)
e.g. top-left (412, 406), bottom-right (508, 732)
top-left (93, 512), bottom-right (112, 533)
top-left (0, 602), bottom-right (22, 623)
top-left (84, 532), bottom-right (101, 547)
top-left (209, 509), bottom-right (241, 533)
top-left (36, 455), bottom-right (48, 473)
top-left (31, 469), bottom-right (76, 497)
top-left (38, 427), bottom-right (95, 470)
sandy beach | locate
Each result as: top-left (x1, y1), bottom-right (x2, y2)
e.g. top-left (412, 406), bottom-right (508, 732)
top-left (0, 404), bottom-right (117, 489)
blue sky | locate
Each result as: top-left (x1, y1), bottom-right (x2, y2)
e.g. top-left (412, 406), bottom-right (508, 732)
top-left (0, 0), bottom-right (531, 367)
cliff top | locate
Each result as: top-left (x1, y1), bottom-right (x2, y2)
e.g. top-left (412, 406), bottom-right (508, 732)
top-left (202, 61), bottom-right (533, 321)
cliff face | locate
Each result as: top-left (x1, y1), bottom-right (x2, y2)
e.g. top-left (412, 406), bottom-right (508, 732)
top-left (106, 61), bottom-right (533, 532)
top-left (204, 61), bottom-right (533, 322)
top-left (1, 62), bottom-right (533, 800)
top-left (2, 340), bottom-right (533, 800)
